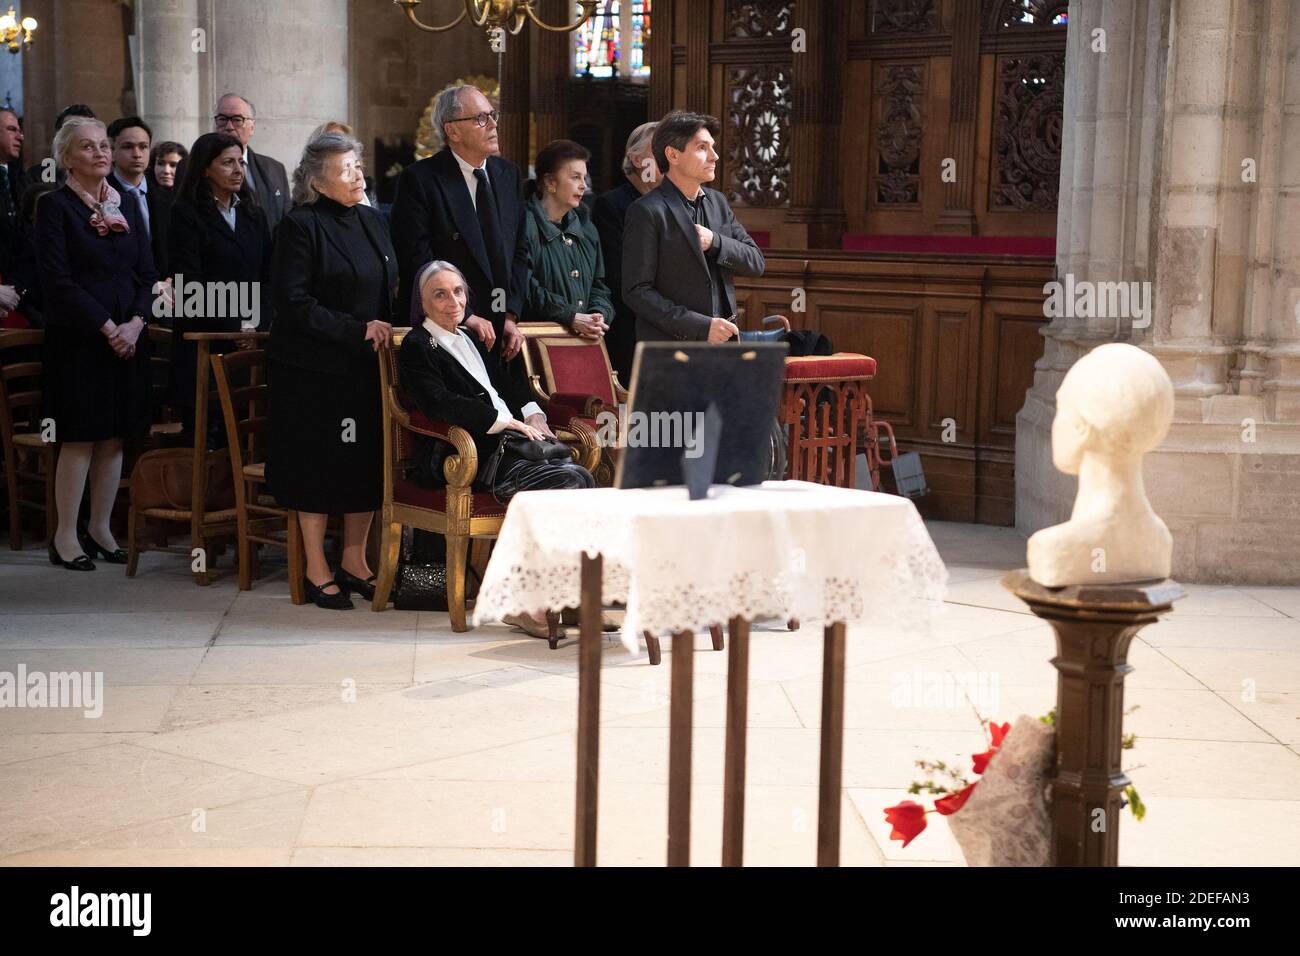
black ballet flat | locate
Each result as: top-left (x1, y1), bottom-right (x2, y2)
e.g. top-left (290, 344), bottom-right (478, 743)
top-left (48, 542), bottom-right (95, 571)
top-left (335, 568), bottom-right (377, 602)
top-left (82, 534), bottom-right (128, 565)
top-left (305, 577), bottom-right (354, 610)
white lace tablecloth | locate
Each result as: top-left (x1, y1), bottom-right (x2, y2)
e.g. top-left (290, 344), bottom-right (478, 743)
top-left (473, 480), bottom-right (948, 654)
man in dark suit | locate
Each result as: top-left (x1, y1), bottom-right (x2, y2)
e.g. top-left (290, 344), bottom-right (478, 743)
top-left (622, 111), bottom-right (765, 343)
top-left (0, 108), bottom-right (32, 324)
top-left (213, 93), bottom-right (290, 231)
top-left (390, 85), bottom-right (530, 362)
top-left (106, 116), bottom-right (174, 279)
top-left (592, 121), bottom-right (660, 382)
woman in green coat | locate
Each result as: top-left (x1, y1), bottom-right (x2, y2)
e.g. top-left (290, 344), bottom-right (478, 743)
top-left (523, 139), bottom-right (614, 340)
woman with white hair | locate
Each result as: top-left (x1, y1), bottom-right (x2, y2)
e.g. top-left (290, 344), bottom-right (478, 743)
top-left (36, 116), bottom-right (157, 571)
top-left (266, 131), bottom-right (396, 609)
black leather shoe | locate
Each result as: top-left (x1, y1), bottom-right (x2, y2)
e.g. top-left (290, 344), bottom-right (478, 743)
top-left (305, 577), bottom-right (354, 610)
top-left (48, 542), bottom-right (95, 571)
top-left (335, 568), bottom-right (377, 602)
top-left (82, 534), bottom-right (128, 565)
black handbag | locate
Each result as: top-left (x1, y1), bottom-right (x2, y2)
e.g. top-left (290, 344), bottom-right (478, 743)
top-left (480, 430), bottom-right (572, 487)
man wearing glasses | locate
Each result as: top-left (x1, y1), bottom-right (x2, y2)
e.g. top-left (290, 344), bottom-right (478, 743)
top-left (213, 92), bottom-right (290, 230)
top-left (390, 85), bottom-right (530, 362)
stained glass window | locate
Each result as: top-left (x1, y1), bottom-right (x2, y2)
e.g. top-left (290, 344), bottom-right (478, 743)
top-left (574, 1), bottom-right (651, 80)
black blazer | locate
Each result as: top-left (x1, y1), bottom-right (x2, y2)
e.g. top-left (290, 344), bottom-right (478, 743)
top-left (35, 182), bottom-right (157, 336)
top-left (269, 199), bottom-right (397, 377)
top-left (390, 147), bottom-right (529, 339)
top-left (591, 179), bottom-right (643, 378)
top-left (167, 196), bottom-right (274, 406)
top-left (108, 170), bottom-right (176, 281)
top-left (622, 181), bottom-right (765, 342)
top-left (244, 148), bottom-right (290, 231)
top-left (398, 320), bottom-right (534, 486)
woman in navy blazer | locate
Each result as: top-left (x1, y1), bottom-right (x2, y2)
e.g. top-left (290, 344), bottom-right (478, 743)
top-left (35, 117), bottom-right (157, 570)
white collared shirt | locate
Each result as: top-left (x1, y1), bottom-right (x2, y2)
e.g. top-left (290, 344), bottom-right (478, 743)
top-left (452, 149), bottom-right (489, 211)
top-left (423, 317), bottom-right (540, 432)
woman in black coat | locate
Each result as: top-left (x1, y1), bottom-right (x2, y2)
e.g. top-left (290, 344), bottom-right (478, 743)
top-left (168, 132), bottom-right (273, 447)
top-left (36, 117), bottom-right (157, 570)
top-left (267, 131), bottom-right (395, 609)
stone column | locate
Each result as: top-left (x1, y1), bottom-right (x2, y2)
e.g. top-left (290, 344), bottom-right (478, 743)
top-left (134, 0), bottom-right (348, 169)
top-left (136, 0), bottom-right (204, 149)
top-left (1016, 0), bottom-right (1300, 584)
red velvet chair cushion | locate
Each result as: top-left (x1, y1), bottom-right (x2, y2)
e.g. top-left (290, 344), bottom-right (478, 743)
top-left (394, 478), bottom-right (507, 517)
top-left (539, 341), bottom-right (617, 407)
top-left (783, 353), bottom-right (878, 381)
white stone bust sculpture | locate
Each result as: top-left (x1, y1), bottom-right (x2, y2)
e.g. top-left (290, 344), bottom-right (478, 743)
top-left (1027, 343), bottom-right (1174, 587)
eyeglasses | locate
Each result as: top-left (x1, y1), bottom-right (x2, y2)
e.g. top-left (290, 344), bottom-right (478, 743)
top-left (447, 110), bottom-right (500, 130)
top-left (214, 114), bottom-right (250, 128)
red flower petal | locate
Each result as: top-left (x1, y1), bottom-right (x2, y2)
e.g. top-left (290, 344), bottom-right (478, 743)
top-left (883, 800), bottom-right (928, 847)
top-left (934, 782), bottom-right (977, 816)
top-left (990, 722), bottom-right (1012, 747)
top-left (972, 748), bottom-right (994, 775)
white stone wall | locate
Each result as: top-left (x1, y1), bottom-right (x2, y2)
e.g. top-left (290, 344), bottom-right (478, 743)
top-left (137, 0), bottom-right (349, 171)
top-left (1017, 0), bottom-right (1300, 584)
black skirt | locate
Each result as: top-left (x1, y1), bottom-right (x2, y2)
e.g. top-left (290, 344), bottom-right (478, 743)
top-left (43, 325), bottom-right (152, 443)
top-left (266, 358), bottom-right (382, 514)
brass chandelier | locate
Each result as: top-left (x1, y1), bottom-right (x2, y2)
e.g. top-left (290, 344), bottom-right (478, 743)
top-left (393, 0), bottom-right (599, 35)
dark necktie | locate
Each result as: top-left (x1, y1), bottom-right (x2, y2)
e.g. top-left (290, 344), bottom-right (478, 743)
top-left (473, 167), bottom-right (509, 304)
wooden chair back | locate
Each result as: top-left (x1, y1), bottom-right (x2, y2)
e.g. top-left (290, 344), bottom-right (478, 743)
top-left (0, 329), bottom-right (44, 444)
top-left (519, 322), bottom-right (624, 410)
top-left (209, 347), bottom-right (270, 496)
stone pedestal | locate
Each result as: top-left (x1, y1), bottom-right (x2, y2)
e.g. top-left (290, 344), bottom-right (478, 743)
top-left (1004, 571), bottom-right (1183, 867)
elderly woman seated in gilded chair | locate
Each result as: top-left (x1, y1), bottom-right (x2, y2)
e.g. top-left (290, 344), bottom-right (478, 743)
top-left (398, 259), bottom-right (595, 636)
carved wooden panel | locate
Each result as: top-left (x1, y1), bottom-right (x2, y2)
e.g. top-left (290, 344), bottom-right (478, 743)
top-left (929, 307), bottom-right (976, 434)
top-left (986, 0), bottom-right (1069, 31)
top-left (871, 0), bottom-right (939, 35)
top-left (727, 1), bottom-right (795, 38)
top-left (978, 306), bottom-right (1048, 447)
top-left (989, 52), bottom-right (1064, 212)
top-left (727, 65), bottom-right (792, 207)
top-left (870, 61), bottom-right (926, 207)
top-left (815, 303), bottom-right (918, 423)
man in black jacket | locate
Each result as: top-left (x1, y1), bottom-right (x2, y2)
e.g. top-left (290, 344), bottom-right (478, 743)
top-left (591, 120), bottom-right (660, 383)
top-left (213, 93), bottom-right (290, 231)
top-left (0, 107), bottom-right (32, 323)
top-left (390, 85), bottom-right (530, 362)
top-left (622, 111), bottom-right (765, 343)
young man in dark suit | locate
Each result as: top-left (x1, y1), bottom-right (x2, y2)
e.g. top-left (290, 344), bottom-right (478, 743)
top-left (389, 85), bottom-right (530, 362)
top-left (106, 116), bottom-right (174, 278)
top-left (621, 111), bottom-right (765, 344)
